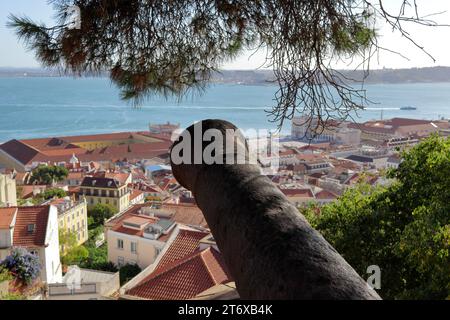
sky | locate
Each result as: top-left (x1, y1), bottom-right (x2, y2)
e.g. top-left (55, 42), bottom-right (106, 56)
top-left (1, 0), bottom-right (450, 70)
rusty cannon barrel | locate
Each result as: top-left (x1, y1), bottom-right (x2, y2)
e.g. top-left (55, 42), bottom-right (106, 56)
top-left (170, 119), bottom-right (381, 300)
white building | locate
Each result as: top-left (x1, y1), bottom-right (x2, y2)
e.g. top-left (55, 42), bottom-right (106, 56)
top-left (292, 116), bottom-right (361, 145)
top-left (0, 173), bottom-right (17, 207)
top-left (105, 205), bottom-right (177, 269)
top-left (0, 205), bottom-right (62, 284)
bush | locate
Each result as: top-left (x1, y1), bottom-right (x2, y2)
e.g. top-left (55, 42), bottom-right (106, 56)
top-left (0, 267), bottom-right (12, 283)
top-left (119, 264), bottom-right (142, 285)
top-left (79, 244), bottom-right (118, 273)
top-left (0, 293), bottom-right (26, 300)
top-left (1, 248), bottom-right (41, 285)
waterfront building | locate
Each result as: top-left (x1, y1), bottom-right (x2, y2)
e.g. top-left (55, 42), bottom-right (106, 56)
top-left (0, 132), bottom-right (172, 171)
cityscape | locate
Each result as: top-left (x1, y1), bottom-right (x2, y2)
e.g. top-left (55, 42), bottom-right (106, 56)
top-left (1, 115), bottom-right (448, 300)
top-left (0, 0), bottom-right (449, 310)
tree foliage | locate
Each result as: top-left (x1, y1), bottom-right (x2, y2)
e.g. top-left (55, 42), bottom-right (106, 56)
top-left (59, 229), bottom-right (89, 265)
top-left (8, 1), bottom-right (445, 132)
top-left (42, 188), bottom-right (67, 200)
top-left (32, 188), bottom-right (67, 205)
top-left (303, 135), bottom-right (450, 299)
top-left (0, 267), bottom-right (13, 283)
top-left (79, 244), bottom-right (118, 272)
top-left (88, 203), bottom-right (117, 227)
top-left (119, 264), bottom-right (142, 285)
top-left (30, 165), bottom-right (69, 185)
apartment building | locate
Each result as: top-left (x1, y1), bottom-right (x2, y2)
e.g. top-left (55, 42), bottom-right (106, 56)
top-left (105, 205), bottom-right (177, 269)
top-left (80, 176), bottom-right (131, 213)
top-left (0, 173), bottom-right (17, 207)
top-left (51, 197), bottom-right (89, 246)
top-left (0, 206), bottom-right (62, 284)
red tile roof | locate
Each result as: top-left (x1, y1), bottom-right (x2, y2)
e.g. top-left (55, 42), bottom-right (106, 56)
top-left (116, 203), bottom-right (208, 228)
top-left (0, 140), bottom-right (40, 165)
top-left (66, 172), bottom-right (84, 180)
top-left (12, 206), bottom-right (50, 248)
top-left (126, 247), bottom-right (231, 300)
top-left (315, 190), bottom-right (338, 200)
top-left (0, 208), bottom-right (17, 229)
top-left (163, 204), bottom-right (208, 228)
top-left (130, 189), bottom-right (144, 201)
top-left (0, 132), bottom-right (172, 166)
top-left (111, 214), bottom-right (158, 236)
top-left (280, 188), bottom-right (314, 198)
top-left (157, 229), bottom-right (210, 269)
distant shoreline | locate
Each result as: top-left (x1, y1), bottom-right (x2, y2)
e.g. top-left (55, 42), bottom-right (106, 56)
top-left (1, 66), bottom-right (450, 85)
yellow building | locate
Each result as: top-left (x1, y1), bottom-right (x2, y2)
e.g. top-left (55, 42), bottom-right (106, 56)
top-left (52, 198), bottom-right (89, 246)
top-left (80, 176), bottom-right (131, 213)
top-left (0, 173), bottom-right (17, 207)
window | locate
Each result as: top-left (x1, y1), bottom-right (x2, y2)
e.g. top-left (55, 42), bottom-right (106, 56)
top-left (117, 239), bottom-right (124, 250)
top-left (117, 256), bottom-right (125, 267)
top-left (27, 224), bottom-right (35, 233)
top-left (131, 242), bottom-right (137, 254)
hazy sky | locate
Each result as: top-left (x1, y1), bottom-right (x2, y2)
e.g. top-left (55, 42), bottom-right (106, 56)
top-left (1, 0), bottom-right (450, 70)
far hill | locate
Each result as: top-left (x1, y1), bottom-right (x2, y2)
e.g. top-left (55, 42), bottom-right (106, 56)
top-left (1, 66), bottom-right (450, 85)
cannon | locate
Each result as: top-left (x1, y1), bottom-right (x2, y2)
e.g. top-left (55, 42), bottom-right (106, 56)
top-left (170, 119), bottom-right (381, 300)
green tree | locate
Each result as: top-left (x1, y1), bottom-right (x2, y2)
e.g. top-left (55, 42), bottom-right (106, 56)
top-left (79, 244), bottom-right (118, 273)
top-left (32, 188), bottom-right (67, 205)
top-left (30, 165), bottom-right (68, 185)
top-left (41, 188), bottom-right (67, 200)
top-left (59, 229), bottom-right (89, 266)
top-left (8, 1), bottom-right (443, 131)
top-left (303, 135), bottom-right (450, 300)
top-left (89, 203), bottom-right (118, 227)
top-left (119, 264), bottom-right (142, 285)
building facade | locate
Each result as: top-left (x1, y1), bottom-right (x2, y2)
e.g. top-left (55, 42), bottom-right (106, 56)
top-left (0, 206), bottom-right (62, 284)
top-left (0, 173), bottom-right (17, 207)
top-left (52, 198), bottom-right (89, 246)
top-left (80, 176), bottom-right (131, 213)
top-left (105, 207), bottom-right (177, 269)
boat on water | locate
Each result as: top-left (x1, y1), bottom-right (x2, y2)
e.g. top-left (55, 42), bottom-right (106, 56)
top-left (400, 106), bottom-right (417, 110)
